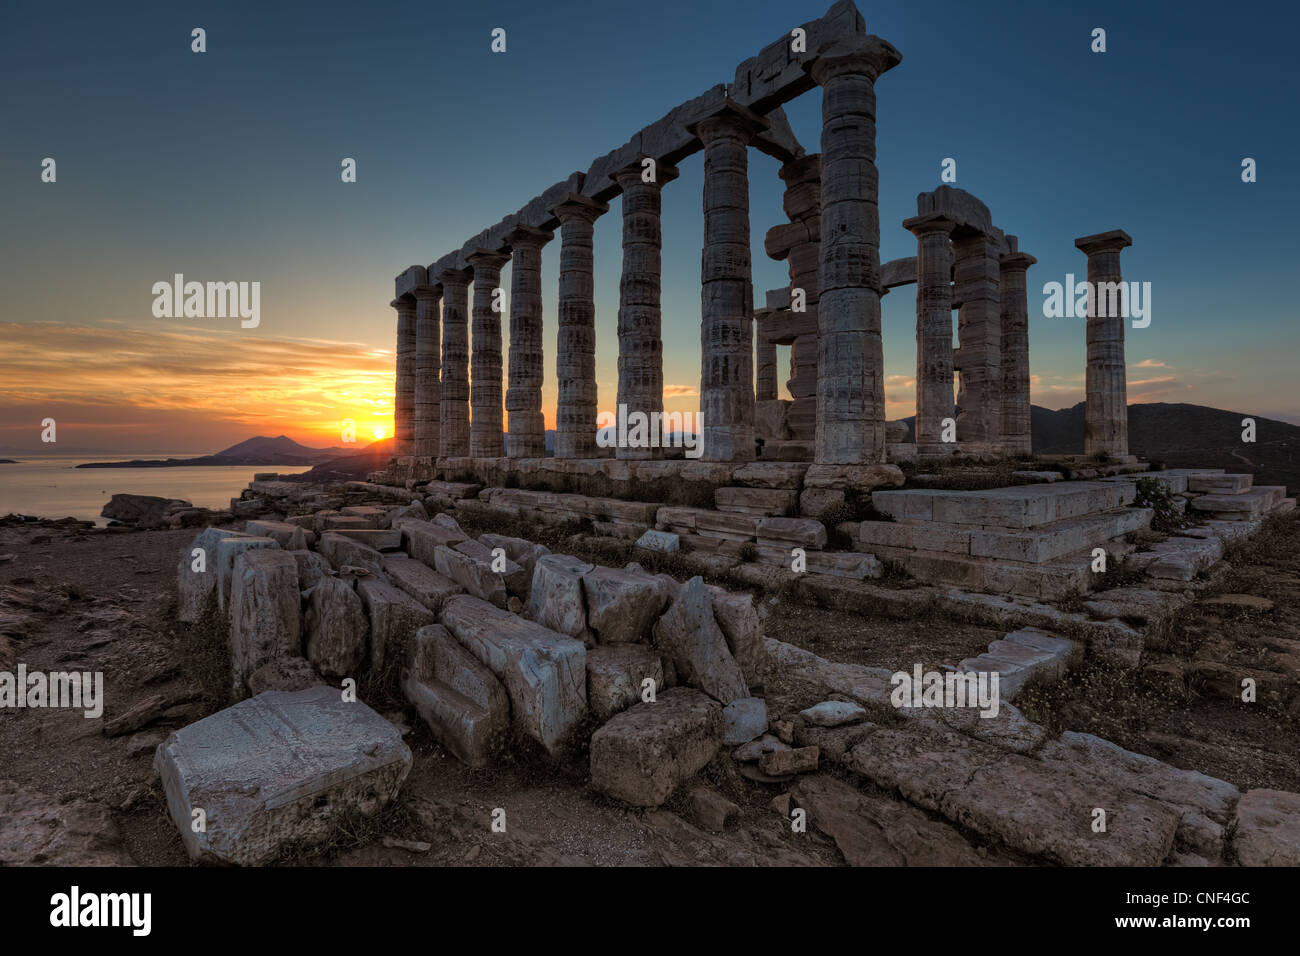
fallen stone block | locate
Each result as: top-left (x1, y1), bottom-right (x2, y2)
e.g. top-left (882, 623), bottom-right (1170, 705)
top-left (589, 687), bottom-right (723, 806)
top-left (382, 554), bottom-right (462, 612)
top-left (357, 577), bottom-right (435, 673)
top-left (433, 544), bottom-right (507, 608)
top-left (395, 518), bottom-right (467, 565)
top-left (636, 529), bottom-right (680, 552)
top-left (582, 565), bottom-right (669, 643)
top-left (153, 686), bottom-right (411, 865)
top-left (528, 554), bottom-right (594, 640)
top-left (455, 538), bottom-right (529, 596)
top-left (178, 527), bottom-right (248, 622)
top-left (215, 535), bottom-right (278, 612)
top-left (479, 533), bottom-right (551, 588)
top-left (706, 586), bottom-right (766, 682)
top-left (653, 577), bottom-right (749, 704)
top-left (317, 532), bottom-right (387, 578)
top-left (288, 549), bottom-right (331, 592)
top-left (760, 745), bottom-right (819, 776)
top-left (722, 696), bottom-right (768, 745)
top-left (247, 656), bottom-right (324, 696)
top-left (304, 575), bottom-right (368, 679)
top-left (440, 595), bottom-right (587, 755)
top-left (403, 625), bottom-right (509, 767)
top-left (229, 549), bottom-right (301, 697)
top-left (245, 519), bottom-right (310, 550)
top-left (586, 644), bottom-right (664, 721)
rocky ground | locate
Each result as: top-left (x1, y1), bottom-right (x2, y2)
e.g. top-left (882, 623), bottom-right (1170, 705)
top-left (2, 508), bottom-right (1297, 866)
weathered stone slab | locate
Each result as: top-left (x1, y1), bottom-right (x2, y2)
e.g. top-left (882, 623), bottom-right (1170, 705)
top-left (357, 577), bottom-right (435, 672)
top-left (1232, 789), bottom-right (1300, 866)
top-left (395, 518), bottom-right (467, 565)
top-left (1187, 474), bottom-right (1252, 494)
top-left (582, 566), bottom-right (669, 643)
top-left (229, 549), bottom-right (301, 696)
top-left (403, 624), bottom-right (508, 767)
top-left (636, 529), bottom-right (680, 552)
top-left (653, 577), bottom-right (749, 704)
top-left (328, 528), bottom-right (403, 551)
top-left (304, 574), bottom-right (368, 678)
top-left (528, 554), bottom-right (594, 639)
top-left (756, 516), bottom-right (827, 549)
top-left (245, 519), bottom-right (309, 551)
top-left (479, 533), bottom-right (551, 584)
top-left (154, 686), bottom-right (411, 865)
top-left (705, 586), bottom-right (766, 682)
top-left (381, 554), bottom-right (463, 612)
top-left (216, 535), bottom-right (278, 611)
top-left (288, 549), bottom-right (330, 592)
top-left (178, 527), bottom-right (248, 622)
top-left (433, 544), bottom-right (507, 608)
top-left (722, 696), bottom-right (768, 745)
top-left (589, 687), bottom-right (723, 807)
top-left (586, 644), bottom-right (664, 722)
top-left (715, 486), bottom-right (797, 516)
top-left (872, 482), bottom-right (1121, 529)
top-left (440, 595), bottom-right (587, 754)
top-left (317, 532), bottom-right (387, 578)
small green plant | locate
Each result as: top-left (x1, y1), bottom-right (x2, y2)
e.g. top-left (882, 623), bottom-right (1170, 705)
top-left (1132, 476), bottom-right (1187, 534)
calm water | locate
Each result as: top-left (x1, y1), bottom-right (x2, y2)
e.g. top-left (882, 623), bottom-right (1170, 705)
top-left (0, 457), bottom-right (314, 524)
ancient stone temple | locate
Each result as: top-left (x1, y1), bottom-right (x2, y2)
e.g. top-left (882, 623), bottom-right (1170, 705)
top-left (388, 0), bottom-right (1131, 485)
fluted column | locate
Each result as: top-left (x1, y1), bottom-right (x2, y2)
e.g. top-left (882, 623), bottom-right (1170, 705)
top-left (999, 247), bottom-right (1036, 457)
top-left (806, 36), bottom-right (901, 465)
top-left (952, 232), bottom-right (1003, 449)
top-left (551, 194), bottom-right (608, 459)
top-left (693, 104), bottom-right (765, 462)
top-left (412, 284), bottom-right (442, 459)
top-left (467, 249), bottom-right (510, 459)
top-left (437, 268), bottom-right (471, 458)
top-left (755, 317), bottom-right (778, 402)
top-left (1076, 229), bottom-right (1132, 458)
top-left (778, 154), bottom-right (821, 442)
top-left (391, 297), bottom-right (416, 457)
top-left (504, 226), bottom-right (553, 459)
top-left (612, 160), bottom-right (678, 460)
top-left (904, 213), bottom-right (955, 456)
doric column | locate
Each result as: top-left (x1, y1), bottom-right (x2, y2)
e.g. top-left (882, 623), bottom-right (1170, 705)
top-left (437, 268), bottom-right (471, 458)
top-left (1076, 229), bottom-right (1133, 458)
top-left (612, 160), bottom-right (678, 460)
top-left (952, 232), bottom-right (1003, 450)
top-left (999, 246), bottom-right (1037, 458)
top-left (903, 213), bottom-right (955, 456)
top-left (412, 283), bottom-right (442, 459)
top-left (691, 103), bottom-right (766, 462)
top-left (777, 154), bottom-right (822, 442)
top-left (551, 194), bottom-right (608, 459)
top-left (391, 297), bottom-right (416, 457)
top-left (806, 37), bottom-right (901, 465)
top-left (466, 249), bottom-right (510, 459)
top-left (755, 316), bottom-right (778, 402)
top-left (505, 226), bottom-right (553, 459)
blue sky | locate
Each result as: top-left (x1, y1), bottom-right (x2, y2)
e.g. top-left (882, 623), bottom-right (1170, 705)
top-left (1, 0), bottom-right (1296, 451)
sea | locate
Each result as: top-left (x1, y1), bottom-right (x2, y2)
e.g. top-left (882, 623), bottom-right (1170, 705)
top-left (0, 455), bottom-right (314, 525)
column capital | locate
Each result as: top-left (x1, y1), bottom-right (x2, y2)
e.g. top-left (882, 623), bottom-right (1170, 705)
top-left (610, 157), bottom-right (680, 191)
top-left (549, 192), bottom-right (609, 224)
top-left (999, 251), bottom-right (1037, 270)
top-left (390, 297), bottom-right (415, 312)
top-left (465, 248), bottom-right (511, 271)
top-left (805, 35), bottom-right (902, 86)
top-left (412, 283), bottom-right (442, 302)
top-left (686, 100), bottom-right (769, 145)
top-left (437, 267), bottom-right (472, 287)
top-left (902, 212), bottom-right (955, 238)
top-left (505, 224), bottom-right (554, 249)
top-left (1074, 229), bottom-right (1132, 255)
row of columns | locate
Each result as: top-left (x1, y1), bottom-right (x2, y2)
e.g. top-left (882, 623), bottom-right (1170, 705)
top-left (394, 33), bottom-right (905, 467)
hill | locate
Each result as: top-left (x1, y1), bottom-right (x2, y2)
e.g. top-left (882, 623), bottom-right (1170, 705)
top-left (76, 434), bottom-right (356, 469)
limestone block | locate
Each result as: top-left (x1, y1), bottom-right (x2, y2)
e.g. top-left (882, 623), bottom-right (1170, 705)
top-left (357, 577), bottom-right (435, 673)
top-left (586, 644), bottom-right (664, 722)
top-left (178, 527), bottom-right (248, 622)
top-left (433, 544), bottom-right (507, 609)
top-left (317, 532), bottom-right (387, 578)
top-left (756, 516), bottom-right (827, 549)
top-left (403, 624), bottom-right (509, 767)
top-left (328, 528), bottom-right (403, 551)
top-left (589, 687), bottom-right (723, 807)
top-left (528, 554), bottom-right (594, 639)
top-left (636, 529), bottom-right (680, 552)
top-left (395, 518), bottom-right (467, 566)
top-left (153, 687), bottom-right (411, 865)
top-left (715, 486), bottom-right (797, 516)
top-left (381, 554), bottom-right (463, 613)
top-left (304, 575), bottom-right (368, 679)
top-left (440, 595), bottom-right (588, 754)
top-left (215, 536), bottom-right (278, 612)
top-left (229, 549), bottom-right (301, 697)
top-left (704, 586), bottom-right (766, 683)
top-left (653, 576), bottom-right (749, 704)
top-left (582, 566), bottom-right (670, 643)
top-left (722, 697), bottom-right (768, 745)
top-left (245, 519), bottom-right (309, 551)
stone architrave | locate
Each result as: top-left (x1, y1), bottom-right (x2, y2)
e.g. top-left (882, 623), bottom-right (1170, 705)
top-left (611, 159), bottom-right (678, 459)
top-left (438, 269), bottom-right (472, 458)
top-left (505, 226), bottom-right (554, 459)
top-left (806, 36), bottom-right (901, 464)
top-left (467, 249), bottom-right (510, 459)
top-left (391, 297), bottom-right (416, 456)
top-left (903, 213), bottom-right (955, 456)
top-left (1076, 230), bottom-right (1133, 459)
top-left (412, 284), bottom-right (442, 459)
top-left (550, 194), bottom-right (608, 459)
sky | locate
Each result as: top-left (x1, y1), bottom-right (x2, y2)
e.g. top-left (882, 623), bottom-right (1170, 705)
top-left (1, 0), bottom-right (1296, 453)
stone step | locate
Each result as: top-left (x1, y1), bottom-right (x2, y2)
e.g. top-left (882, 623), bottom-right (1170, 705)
top-left (859, 507), bottom-right (1149, 564)
top-left (868, 538), bottom-right (1134, 600)
top-left (957, 627), bottom-right (1081, 700)
top-left (1128, 535), bottom-right (1225, 581)
top-left (1187, 473), bottom-right (1253, 495)
top-left (1100, 468), bottom-right (1223, 499)
top-left (871, 481), bottom-right (1122, 529)
top-left (1189, 485), bottom-right (1284, 520)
